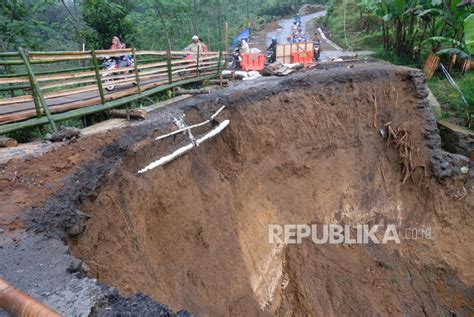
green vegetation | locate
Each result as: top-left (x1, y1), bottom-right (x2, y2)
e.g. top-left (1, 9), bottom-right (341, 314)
top-left (322, 0), bottom-right (473, 129)
top-left (428, 72), bottom-right (474, 127)
top-left (0, 0), bottom-right (324, 54)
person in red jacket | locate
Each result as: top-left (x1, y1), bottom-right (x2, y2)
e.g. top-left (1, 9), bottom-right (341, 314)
top-left (199, 37), bottom-right (209, 52)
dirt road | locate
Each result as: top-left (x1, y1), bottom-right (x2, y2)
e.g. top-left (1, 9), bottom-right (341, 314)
top-left (265, 10), bottom-right (359, 61)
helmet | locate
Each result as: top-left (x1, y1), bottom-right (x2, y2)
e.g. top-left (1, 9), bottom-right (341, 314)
top-left (192, 35), bottom-right (199, 41)
top-left (271, 36), bottom-right (277, 41)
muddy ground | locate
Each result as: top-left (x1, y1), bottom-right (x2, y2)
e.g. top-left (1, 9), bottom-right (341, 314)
top-left (0, 62), bottom-right (473, 316)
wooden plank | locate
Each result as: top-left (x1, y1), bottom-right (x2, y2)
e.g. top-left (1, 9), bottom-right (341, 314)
top-left (276, 42), bottom-right (313, 64)
top-left (423, 52), bottom-right (440, 80)
top-left (132, 48), bottom-right (141, 94)
top-left (0, 71), bottom-right (216, 123)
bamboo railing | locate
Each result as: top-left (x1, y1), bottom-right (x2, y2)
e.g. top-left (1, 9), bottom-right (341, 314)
top-left (0, 47), bottom-right (223, 134)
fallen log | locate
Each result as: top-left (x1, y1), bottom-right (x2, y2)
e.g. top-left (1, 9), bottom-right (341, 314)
top-left (110, 109), bottom-right (148, 120)
top-left (175, 88), bottom-right (210, 96)
top-left (209, 79), bottom-right (230, 86)
top-left (0, 137), bottom-right (17, 148)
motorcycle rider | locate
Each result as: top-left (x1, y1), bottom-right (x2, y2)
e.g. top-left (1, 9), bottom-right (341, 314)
top-left (109, 36), bottom-right (129, 67)
top-left (185, 35), bottom-right (204, 53)
top-left (267, 36), bottom-right (277, 63)
top-left (294, 13), bottom-right (302, 26)
top-left (109, 36), bottom-right (123, 50)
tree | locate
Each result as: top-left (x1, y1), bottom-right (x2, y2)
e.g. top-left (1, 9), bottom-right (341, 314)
top-left (81, 0), bottom-right (136, 49)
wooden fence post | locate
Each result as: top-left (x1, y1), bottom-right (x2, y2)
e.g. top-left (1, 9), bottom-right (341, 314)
top-left (217, 50), bottom-right (222, 76)
top-left (225, 22), bottom-right (229, 68)
top-left (91, 49), bottom-right (106, 105)
top-left (131, 48), bottom-right (141, 94)
top-left (166, 49), bottom-right (173, 84)
top-left (196, 46), bottom-right (200, 77)
top-left (17, 50), bottom-right (41, 118)
top-left (18, 48), bottom-right (58, 132)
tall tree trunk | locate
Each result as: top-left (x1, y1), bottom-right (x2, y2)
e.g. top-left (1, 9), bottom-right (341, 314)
top-left (395, 18), bottom-right (403, 57)
top-left (155, 1), bottom-right (172, 51)
top-left (192, 0), bottom-right (200, 35)
top-left (246, 0), bottom-right (250, 27)
top-left (215, 0), bottom-right (222, 48)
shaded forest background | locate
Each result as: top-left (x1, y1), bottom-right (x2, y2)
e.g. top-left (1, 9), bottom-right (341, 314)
top-left (0, 0), bottom-right (325, 52)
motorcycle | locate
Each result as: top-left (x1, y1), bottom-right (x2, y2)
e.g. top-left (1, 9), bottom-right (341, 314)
top-left (101, 55), bottom-right (135, 92)
top-left (177, 53), bottom-right (194, 77)
top-left (227, 48), bottom-right (242, 70)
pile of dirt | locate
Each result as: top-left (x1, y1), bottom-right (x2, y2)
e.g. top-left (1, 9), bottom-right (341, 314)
top-left (299, 4), bottom-right (325, 15)
top-left (54, 64), bottom-right (472, 315)
top-left (0, 128), bottom-right (122, 235)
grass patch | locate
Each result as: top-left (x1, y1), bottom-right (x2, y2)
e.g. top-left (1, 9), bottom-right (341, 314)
top-left (427, 72), bottom-right (474, 129)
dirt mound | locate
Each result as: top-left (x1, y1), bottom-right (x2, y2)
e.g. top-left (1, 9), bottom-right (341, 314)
top-left (59, 64), bottom-right (473, 315)
top-left (299, 4), bottom-right (325, 15)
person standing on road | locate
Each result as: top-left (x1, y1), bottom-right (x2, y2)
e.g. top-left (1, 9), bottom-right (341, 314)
top-left (239, 39), bottom-right (250, 54)
top-left (267, 36), bottom-right (278, 63)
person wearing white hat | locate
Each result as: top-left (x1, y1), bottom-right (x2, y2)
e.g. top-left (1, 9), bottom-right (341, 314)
top-left (185, 35), bottom-right (204, 53)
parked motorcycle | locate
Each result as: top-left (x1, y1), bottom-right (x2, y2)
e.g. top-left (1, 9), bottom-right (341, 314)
top-left (266, 47), bottom-right (276, 64)
top-left (227, 48), bottom-right (242, 70)
top-left (101, 55), bottom-right (135, 92)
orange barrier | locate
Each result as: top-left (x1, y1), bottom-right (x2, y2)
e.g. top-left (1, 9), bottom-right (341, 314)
top-left (241, 53), bottom-right (265, 71)
top-left (291, 50), bottom-right (314, 65)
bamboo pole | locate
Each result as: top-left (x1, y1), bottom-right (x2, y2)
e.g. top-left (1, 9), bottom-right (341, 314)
top-left (0, 72), bottom-right (218, 127)
top-left (196, 46), bottom-right (200, 76)
top-left (225, 22), bottom-right (229, 54)
top-left (0, 95), bottom-right (34, 106)
top-left (0, 278), bottom-right (62, 317)
top-left (208, 27), bottom-right (211, 51)
top-left (91, 50), bottom-right (106, 105)
top-left (217, 50), bottom-right (222, 75)
top-left (0, 83), bottom-right (30, 92)
top-left (0, 76), bottom-right (30, 84)
top-left (166, 49), bottom-right (173, 84)
top-left (132, 48), bottom-right (141, 94)
top-left (3, 65), bottom-right (15, 97)
top-left (0, 66), bottom-right (94, 79)
top-left (0, 52), bottom-right (20, 57)
top-left (19, 48), bottom-right (58, 131)
top-left (18, 48), bottom-right (42, 118)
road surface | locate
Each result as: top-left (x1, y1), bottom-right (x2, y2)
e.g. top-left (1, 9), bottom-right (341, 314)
top-left (265, 10), bottom-right (358, 62)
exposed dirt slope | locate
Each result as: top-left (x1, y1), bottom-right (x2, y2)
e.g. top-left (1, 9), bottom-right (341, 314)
top-left (61, 64), bottom-right (473, 316)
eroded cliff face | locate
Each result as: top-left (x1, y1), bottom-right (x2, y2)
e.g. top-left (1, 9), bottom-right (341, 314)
top-left (63, 64), bottom-right (472, 316)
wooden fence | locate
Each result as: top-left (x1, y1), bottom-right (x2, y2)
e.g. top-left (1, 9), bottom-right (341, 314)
top-left (0, 48), bottom-right (223, 134)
